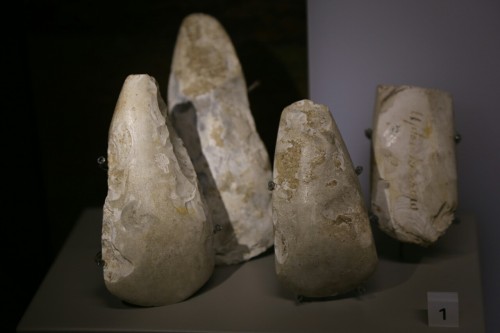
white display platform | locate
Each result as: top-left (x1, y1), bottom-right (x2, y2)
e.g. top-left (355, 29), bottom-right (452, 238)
top-left (17, 208), bottom-right (485, 332)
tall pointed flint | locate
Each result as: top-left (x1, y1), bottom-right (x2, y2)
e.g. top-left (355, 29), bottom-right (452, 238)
top-left (168, 13), bottom-right (273, 265)
top-left (102, 74), bottom-right (214, 306)
top-left (370, 84), bottom-right (458, 246)
top-left (272, 99), bottom-right (378, 298)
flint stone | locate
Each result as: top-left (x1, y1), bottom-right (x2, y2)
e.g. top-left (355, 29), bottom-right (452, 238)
top-left (371, 84), bottom-right (458, 246)
top-left (272, 99), bottom-right (378, 298)
top-left (168, 13), bottom-right (273, 265)
top-left (102, 74), bottom-right (214, 306)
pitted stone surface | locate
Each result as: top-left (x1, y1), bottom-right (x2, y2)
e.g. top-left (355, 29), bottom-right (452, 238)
top-left (272, 99), bottom-right (378, 298)
top-left (168, 13), bottom-right (273, 265)
top-left (102, 74), bottom-right (214, 306)
top-left (371, 84), bottom-right (458, 246)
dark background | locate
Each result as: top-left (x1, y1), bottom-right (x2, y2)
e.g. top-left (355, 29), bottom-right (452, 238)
top-left (6, 1), bottom-right (307, 331)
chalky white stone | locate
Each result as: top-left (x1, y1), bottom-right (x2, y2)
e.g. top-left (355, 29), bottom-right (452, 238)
top-left (102, 74), bottom-right (214, 306)
top-left (168, 13), bottom-right (273, 265)
top-left (371, 84), bottom-right (458, 246)
top-left (272, 99), bottom-right (378, 298)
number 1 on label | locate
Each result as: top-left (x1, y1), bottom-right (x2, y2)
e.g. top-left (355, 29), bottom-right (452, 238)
top-left (439, 308), bottom-right (446, 320)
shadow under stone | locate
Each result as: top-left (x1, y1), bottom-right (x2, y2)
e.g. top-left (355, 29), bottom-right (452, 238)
top-left (170, 101), bottom-right (249, 260)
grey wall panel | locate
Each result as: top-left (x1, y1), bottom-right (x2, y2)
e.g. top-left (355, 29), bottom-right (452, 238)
top-left (307, 1), bottom-right (500, 332)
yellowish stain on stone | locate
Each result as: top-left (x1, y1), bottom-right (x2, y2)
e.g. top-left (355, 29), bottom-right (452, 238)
top-left (241, 186), bottom-right (254, 203)
top-left (210, 125), bottom-right (225, 147)
top-left (175, 206), bottom-right (189, 215)
top-left (275, 139), bottom-right (302, 193)
top-left (304, 149), bottom-right (326, 182)
top-left (334, 215), bottom-right (352, 224)
top-left (423, 123), bottom-right (433, 138)
top-left (219, 172), bottom-right (235, 192)
top-left (334, 157), bottom-right (342, 168)
top-left (326, 179), bottom-right (338, 187)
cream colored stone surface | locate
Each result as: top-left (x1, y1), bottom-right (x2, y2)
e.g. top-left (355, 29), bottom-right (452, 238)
top-left (102, 74), bottom-right (214, 306)
top-left (168, 13), bottom-right (273, 265)
top-left (272, 99), bottom-right (378, 298)
top-left (371, 84), bottom-right (458, 246)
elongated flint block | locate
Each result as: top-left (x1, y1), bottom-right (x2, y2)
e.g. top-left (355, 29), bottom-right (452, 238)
top-left (102, 74), bottom-right (214, 306)
top-left (371, 84), bottom-right (458, 246)
top-left (272, 99), bottom-right (378, 298)
top-left (168, 13), bottom-right (273, 265)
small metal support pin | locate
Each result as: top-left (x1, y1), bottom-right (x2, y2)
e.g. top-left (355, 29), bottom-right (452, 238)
top-left (97, 156), bottom-right (108, 171)
top-left (95, 250), bottom-right (105, 267)
top-left (268, 180), bottom-right (276, 191)
top-left (369, 212), bottom-right (379, 224)
top-left (454, 132), bottom-right (462, 144)
top-left (364, 128), bottom-right (372, 140)
top-left (356, 284), bottom-right (367, 296)
top-left (247, 80), bottom-right (261, 93)
top-left (355, 166), bottom-right (363, 175)
top-left (213, 224), bottom-right (223, 234)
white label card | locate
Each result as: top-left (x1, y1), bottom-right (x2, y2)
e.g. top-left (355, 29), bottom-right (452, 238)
top-left (427, 291), bottom-right (459, 327)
